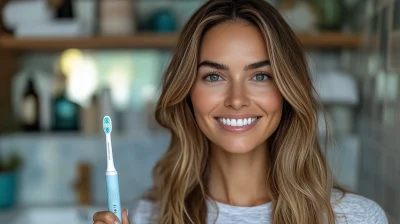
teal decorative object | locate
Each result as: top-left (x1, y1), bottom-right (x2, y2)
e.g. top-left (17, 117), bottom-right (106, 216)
top-left (0, 151), bottom-right (23, 209)
top-left (0, 172), bottom-right (18, 209)
top-left (150, 9), bottom-right (177, 33)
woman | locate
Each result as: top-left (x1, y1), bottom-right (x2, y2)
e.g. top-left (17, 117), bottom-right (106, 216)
top-left (94, 0), bottom-right (388, 223)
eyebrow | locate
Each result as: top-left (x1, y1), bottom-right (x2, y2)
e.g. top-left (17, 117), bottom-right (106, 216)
top-left (198, 60), bottom-right (271, 71)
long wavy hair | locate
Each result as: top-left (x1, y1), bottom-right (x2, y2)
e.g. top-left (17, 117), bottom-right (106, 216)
top-left (149, 0), bottom-right (336, 223)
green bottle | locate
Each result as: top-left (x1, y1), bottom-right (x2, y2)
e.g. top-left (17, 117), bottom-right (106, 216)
top-left (51, 74), bottom-right (80, 131)
top-left (314, 0), bottom-right (344, 30)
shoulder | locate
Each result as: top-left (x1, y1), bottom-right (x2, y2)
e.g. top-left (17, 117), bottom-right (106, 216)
top-left (129, 199), bottom-right (158, 224)
top-left (330, 189), bottom-right (388, 224)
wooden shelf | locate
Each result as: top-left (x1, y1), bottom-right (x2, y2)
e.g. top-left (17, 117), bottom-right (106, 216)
top-left (297, 32), bottom-right (362, 48)
top-left (0, 32), bottom-right (362, 51)
top-left (0, 33), bottom-right (178, 51)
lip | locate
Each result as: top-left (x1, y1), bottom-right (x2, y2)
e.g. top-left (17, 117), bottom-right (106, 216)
top-left (214, 114), bottom-right (262, 119)
top-left (215, 116), bottom-right (261, 133)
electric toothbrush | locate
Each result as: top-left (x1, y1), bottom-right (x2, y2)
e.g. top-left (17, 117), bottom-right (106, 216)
top-left (103, 116), bottom-right (122, 222)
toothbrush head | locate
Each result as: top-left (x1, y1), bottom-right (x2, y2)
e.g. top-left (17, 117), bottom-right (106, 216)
top-left (103, 116), bottom-right (112, 134)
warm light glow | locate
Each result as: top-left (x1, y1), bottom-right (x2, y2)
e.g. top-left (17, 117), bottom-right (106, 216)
top-left (108, 67), bottom-right (131, 110)
top-left (66, 57), bottom-right (98, 106)
top-left (60, 49), bottom-right (84, 77)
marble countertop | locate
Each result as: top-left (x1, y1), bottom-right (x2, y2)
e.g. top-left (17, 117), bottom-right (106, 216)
top-left (0, 205), bottom-right (108, 224)
top-left (0, 207), bottom-right (19, 223)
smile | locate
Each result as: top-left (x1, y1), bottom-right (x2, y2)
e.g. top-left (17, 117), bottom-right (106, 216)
top-left (217, 117), bottom-right (259, 127)
top-left (215, 116), bottom-right (261, 133)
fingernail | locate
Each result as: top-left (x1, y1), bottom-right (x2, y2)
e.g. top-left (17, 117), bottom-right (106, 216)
top-left (126, 208), bottom-right (129, 217)
top-left (114, 220), bottom-right (121, 224)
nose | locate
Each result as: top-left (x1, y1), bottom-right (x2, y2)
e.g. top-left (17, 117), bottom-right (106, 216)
top-left (224, 82), bottom-right (250, 110)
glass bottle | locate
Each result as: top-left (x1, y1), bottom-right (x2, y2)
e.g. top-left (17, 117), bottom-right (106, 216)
top-left (51, 74), bottom-right (80, 131)
top-left (21, 76), bottom-right (40, 131)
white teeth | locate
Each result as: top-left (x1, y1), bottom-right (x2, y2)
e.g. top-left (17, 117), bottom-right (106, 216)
top-left (217, 117), bottom-right (259, 127)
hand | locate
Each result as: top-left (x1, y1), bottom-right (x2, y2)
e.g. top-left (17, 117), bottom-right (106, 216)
top-left (93, 208), bottom-right (130, 224)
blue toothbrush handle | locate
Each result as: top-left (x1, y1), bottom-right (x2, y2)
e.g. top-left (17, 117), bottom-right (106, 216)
top-left (106, 173), bottom-right (122, 222)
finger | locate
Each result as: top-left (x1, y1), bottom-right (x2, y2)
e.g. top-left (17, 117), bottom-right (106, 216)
top-left (94, 222), bottom-right (107, 224)
top-left (93, 211), bottom-right (119, 224)
top-left (122, 208), bottom-right (130, 224)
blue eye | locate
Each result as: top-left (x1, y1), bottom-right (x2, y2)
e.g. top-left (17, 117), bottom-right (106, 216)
top-left (252, 73), bottom-right (270, 82)
top-left (204, 74), bottom-right (222, 82)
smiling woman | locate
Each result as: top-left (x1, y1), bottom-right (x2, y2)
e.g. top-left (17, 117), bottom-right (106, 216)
top-left (92, 0), bottom-right (388, 224)
top-left (191, 22), bottom-right (282, 155)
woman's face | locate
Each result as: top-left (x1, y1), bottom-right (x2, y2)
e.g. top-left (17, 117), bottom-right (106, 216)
top-left (190, 21), bottom-right (283, 154)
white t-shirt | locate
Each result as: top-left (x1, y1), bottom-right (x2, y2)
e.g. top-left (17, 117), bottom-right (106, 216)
top-left (130, 189), bottom-right (388, 223)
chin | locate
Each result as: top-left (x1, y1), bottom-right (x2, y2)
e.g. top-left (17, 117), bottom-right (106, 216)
top-left (215, 139), bottom-right (261, 154)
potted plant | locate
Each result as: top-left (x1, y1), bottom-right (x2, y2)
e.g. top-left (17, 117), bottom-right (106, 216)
top-left (0, 152), bottom-right (23, 209)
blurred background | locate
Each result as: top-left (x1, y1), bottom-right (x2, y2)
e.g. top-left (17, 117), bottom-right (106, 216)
top-left (0, 0), bottom-right (398, 223)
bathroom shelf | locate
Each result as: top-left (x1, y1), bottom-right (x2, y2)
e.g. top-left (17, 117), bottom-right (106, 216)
top-left (297, 32), bottom-right (362, 49)
top-left (0, 32), bottom-right (362, 51)
top-left (0, 33), bottom-right (177, 50)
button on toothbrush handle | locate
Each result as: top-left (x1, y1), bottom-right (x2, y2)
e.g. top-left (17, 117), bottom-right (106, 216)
top-left (106, 173), bottom-right (122, 221)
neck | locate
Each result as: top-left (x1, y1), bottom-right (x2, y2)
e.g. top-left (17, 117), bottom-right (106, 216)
top-left (208, 143), bottom-right (270, 207)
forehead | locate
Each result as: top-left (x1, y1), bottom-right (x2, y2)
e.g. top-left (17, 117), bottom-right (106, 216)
top-left (199, 21), bottom-right (269, 62)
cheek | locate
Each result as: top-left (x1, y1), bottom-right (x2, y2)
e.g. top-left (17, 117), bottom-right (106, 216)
top-left (190, 82), bottom-right (217, 118)
top-left (267, 91), bottom-right (283, 112)
top-left (253, 85), bottom-right (283, 113)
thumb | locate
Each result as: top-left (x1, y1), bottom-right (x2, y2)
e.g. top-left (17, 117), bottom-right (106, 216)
top-left (122, 208), bottom-right (130, 224)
